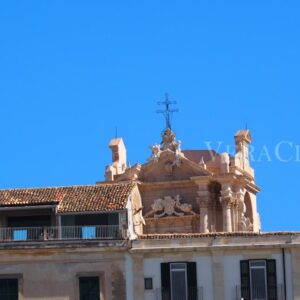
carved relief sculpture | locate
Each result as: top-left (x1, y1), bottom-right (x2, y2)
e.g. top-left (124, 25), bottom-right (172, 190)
top-left (240, 201), bottom-right (253, 231)
top-left (145, 195), bottom-right (196, 218)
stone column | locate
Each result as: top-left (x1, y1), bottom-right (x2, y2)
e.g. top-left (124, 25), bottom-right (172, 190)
top-left (197, 190), bottom-right (210, 233)
top-left (220, 185), bottom-right (233, 232)
top-left (235, 188), bottom-right (245, 231)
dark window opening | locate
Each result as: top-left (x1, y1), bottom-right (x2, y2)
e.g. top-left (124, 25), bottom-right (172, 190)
top-left (7, 215), bottom-right (51, 228)
top-left (61, 213), bottom-right (120, 239)
top-left (0, 279), bottom-right (18, 300)
top-left (79, 277), bottom-right (100, 300)
top-left (161, 262), bottom-right (197, 300)
top-left (61, 213), bottom-right (119, 227)
top-left (6, 216), bottom-right (52, 241)
top-left (144, 278), bottom-right (153, 290)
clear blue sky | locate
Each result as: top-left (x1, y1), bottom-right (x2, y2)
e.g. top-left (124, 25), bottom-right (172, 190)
top-left (0, 1), bottom-right (299, 231)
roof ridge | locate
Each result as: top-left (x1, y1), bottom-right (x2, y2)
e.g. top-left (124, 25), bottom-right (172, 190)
top-left (0, 181), bottom-right (135, 192)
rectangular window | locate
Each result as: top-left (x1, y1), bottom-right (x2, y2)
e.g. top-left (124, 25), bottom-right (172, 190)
top-left (161, 262), bottom-right (197, 300)
top-left (170, 263), bottom-right (188, 300)
top-left (144, 278), bottom-right (153, 290)
top-left (249, 260), bottom-right (268, 299)
top-left (79, 277), bottom-right (100, 300)
top-left (0, 278), bottom-right (18, 300)
top-left (240, 259), bottom-right (277, 300)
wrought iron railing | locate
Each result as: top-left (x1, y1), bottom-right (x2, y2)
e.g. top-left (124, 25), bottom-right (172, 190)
top-left (155, 287), bottom-right (204, 300)
top-left (0, 225), bottom-right (126, 241)
top-left (235, 284), bottom-right (285, 300)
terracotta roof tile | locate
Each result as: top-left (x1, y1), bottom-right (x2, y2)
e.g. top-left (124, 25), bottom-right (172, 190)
top-left (0, 182), bottom-right (135, 213)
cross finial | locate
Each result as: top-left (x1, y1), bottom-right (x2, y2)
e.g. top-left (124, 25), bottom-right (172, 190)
top-left (156, 93), bottom-right (179, 129)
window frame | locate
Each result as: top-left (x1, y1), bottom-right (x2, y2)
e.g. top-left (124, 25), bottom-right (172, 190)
top-left (76, 272), bottom-right (104, 300)
top-left (240, 259), bottom-right (277, 300)
top-left (144, 277), bottom-right (154, 290)
top-left (160, 261), bottom-right (198, 300)
top-left (0, 274), bottom-right (23, 300)
top-left (170, 263), bottom-right (188, 300)
top-left (249, 260), bottom-right (268, 300)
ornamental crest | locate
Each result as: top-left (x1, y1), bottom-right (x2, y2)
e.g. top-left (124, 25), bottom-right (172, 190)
top-left (144, 195), bottom-right (196, 218)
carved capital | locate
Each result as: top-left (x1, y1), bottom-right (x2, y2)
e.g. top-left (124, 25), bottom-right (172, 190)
top-left (197, 197), bottom-right (209, 209)
top-left (221, 185), bottom-right (233, 198)
top-left (197, 190), bottom-right (209, 197)
top-left (220, 196), bottom-right (234, 209)
top-left (197, 190), bottom-right (210, 208)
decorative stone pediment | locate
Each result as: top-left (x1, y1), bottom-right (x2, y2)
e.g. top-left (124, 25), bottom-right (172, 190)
top-left (149, 128), bottom-right (183, 162)
top-left (144, 195), bottom-right (196, 218)
top-left (139, 152), bottom-right (212, 182)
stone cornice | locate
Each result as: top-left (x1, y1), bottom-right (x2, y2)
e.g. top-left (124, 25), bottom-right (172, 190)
top-left (140, 179), bottom-right (195, 189)
top-left (190, 176), bottom-right (213, 185)
top-left (131, 232), bottom-right (300, 253)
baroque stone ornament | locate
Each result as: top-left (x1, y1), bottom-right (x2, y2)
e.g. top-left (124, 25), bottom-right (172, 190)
top-left (149, 128), bottom-right (184, 168)
top-left (161, 128), bottom-right (181, 152)
top-left (240, 201), bottom-right (253, 231)
top-left (144, 195), bottom-right (196, 218)
top-left (149, 144), bottom-right (161, 162)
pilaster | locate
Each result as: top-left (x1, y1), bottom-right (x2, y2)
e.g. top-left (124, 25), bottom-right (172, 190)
top-left (197, 189), bottom-right (210, 233)
top-left (235, 187), bottom-right (245, 231)
top-left (131, 253), bottom-right (144, 300)
top-left (220, 185), bottom-right (234, 232)
top-left (211, 250), bottom-right (224, 300)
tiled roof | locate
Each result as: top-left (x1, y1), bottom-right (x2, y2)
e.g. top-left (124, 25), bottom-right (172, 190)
top-left (0, 182), bottom-right (135, 213)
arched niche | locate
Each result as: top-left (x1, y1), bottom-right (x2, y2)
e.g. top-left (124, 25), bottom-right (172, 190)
top-left (208, 181), bottom-right (222, 232)
top-left (244, 192), bottom-right (254, 223)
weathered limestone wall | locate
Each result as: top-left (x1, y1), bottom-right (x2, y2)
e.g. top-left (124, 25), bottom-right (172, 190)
top-left (0, 247), bottom-right (127, 300)
top-left (141, 182), bottom-right (199, 215)
top-left (292, 247), bottom-right (300, 299)
top-left (132, 235), bottom-right (300, 300)
top-left (141, 182), bottom-right (200, 234)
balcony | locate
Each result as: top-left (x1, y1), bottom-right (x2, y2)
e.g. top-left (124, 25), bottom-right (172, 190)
top-left (155, 287), bottom-right (204, 300)
top-left (0, 225), bottom-right (126, 242)
top-left (235, 284), bottom-right (285, 300)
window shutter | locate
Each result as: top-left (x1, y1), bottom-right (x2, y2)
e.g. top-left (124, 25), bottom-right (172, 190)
top-left (161, 263), bottom-right (171, 300)
top-left (187, 262), bottom-right (197, 300)
top-left (267, 259), bottom-right (277, 300)
top-left (240, 260), bottom-right (250, 300)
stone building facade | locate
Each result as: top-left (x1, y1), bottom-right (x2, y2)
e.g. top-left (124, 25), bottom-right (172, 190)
top-left (0, 127), bottom-right (298, 300)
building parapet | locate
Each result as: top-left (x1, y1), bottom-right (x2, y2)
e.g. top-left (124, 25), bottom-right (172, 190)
top-left (131, 232), bottom-right (300, 252)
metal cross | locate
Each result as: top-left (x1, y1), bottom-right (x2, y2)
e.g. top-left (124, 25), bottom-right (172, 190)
top-left (157, 93), bottom-right (178, 129)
